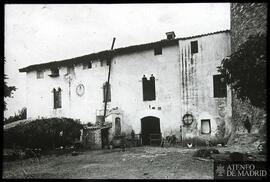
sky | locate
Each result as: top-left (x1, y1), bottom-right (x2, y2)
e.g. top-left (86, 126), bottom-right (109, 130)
top-left (4, 3), bottom-right (230, 118)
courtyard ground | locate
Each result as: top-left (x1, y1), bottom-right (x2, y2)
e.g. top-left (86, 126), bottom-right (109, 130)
top-left (3, 146), bottom-right (215, 179)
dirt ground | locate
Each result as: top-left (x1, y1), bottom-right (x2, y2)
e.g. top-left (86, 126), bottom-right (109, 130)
top-left (3, 146), bottom-right (216, 179)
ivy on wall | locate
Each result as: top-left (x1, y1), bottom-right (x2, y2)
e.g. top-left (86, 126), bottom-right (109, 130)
top-left (218, 33), bottom-right (266, 110)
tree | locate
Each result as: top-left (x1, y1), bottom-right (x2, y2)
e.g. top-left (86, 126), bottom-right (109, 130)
top-left (4, 58), bottom-right (16, 110)
top-left (218, 33), bottom-right (266, 110)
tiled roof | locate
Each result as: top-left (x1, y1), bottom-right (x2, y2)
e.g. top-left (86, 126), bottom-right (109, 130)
top-left (19, 30), bottom-right (230, 72)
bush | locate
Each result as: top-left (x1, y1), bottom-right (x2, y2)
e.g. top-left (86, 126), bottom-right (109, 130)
top-left (4, 117), bottom-right (83, 151)
top-left (4, 107), bottom-right (27, 124)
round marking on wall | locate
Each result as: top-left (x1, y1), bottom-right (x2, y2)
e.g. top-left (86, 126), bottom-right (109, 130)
top-left (182, 114), bottom-right (194, 125)
top-left (76, 84), bottom-right (85, 96)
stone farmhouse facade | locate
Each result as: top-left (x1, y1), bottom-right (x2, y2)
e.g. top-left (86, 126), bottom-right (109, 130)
top-left (19, 30), bottom-right (231, 147)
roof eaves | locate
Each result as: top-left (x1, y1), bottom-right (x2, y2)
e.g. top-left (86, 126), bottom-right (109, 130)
top-left (19, 30), bottom-right (230, 73)
top-left (177, 29), bottom-right (230, 41)
top-left (19, 39), bottom-right (178, 73)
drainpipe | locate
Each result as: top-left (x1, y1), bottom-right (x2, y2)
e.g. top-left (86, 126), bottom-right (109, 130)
top-left (102, 37), bottom-right (116, 126)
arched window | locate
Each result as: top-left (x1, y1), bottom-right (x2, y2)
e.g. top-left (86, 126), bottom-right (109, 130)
top-left (142, 74), bottom-right (156, 101)
top-left (115, 117), bottom-right (121, 136)
top-left (53, 87), bottom-right (62, 109)
top-left (182, 114), bottom-right (194, 125)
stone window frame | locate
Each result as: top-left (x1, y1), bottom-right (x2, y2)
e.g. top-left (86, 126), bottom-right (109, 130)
top-left (201, 119), bottom-right (211, 134)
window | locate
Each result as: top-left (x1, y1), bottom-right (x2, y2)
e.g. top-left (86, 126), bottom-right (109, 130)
top-left (37, 70), bottom-right (44, 79)
top-left (115, 117), bottom-right (121, 136)
top-left (67, 65), bottom-right (74, 74)
top-left (182, 114), bottom-right (194, 125)
top-left (167, 34), bottom-right (173, 40)
top-left (142, 74), bottom-right (156, 101)
top-left (83, 61), bottom-right (92, 69)
top-left (100, 60), bottom-right (106, 67)
top-left (191, 40), bottom-right (198, 54)
top-left (49, 68), bottom-right (59, 77)
top-left (201, 119), bottom-right (211, 134)
top-left (154, 46), bottom-right (162, 55)
top-left (53, 88), bottom-right (62, 109)
top-left (103, 82), bottom-right (111, 102)
top-left (213, 74), bottom-right (227, 98)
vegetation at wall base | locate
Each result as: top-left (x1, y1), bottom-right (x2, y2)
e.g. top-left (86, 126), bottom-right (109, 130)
top-left (218, 33), bottom-right (266, 110)
top-left (4, 117), bottom-right (83, 151)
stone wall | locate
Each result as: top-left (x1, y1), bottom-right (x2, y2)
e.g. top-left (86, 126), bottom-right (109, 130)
top-left (229, 3), bottom-right (267, 143)
top-left (178, 32), bottom-right (231, 145)
top-left (82, 129), bottom-right (102, 149)
top-left (231, 3), bottom-right (267, 51)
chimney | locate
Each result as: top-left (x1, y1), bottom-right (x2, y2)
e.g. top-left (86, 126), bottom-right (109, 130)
top-left (166, 31), bottom-right (176, 40)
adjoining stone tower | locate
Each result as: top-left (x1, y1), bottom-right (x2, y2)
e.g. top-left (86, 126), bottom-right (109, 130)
top-left (229, 3), bottom-right (267, 145)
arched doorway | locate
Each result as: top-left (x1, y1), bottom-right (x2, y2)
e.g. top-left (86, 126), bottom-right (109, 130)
top-left (141, 116), bottom-right (161, 145)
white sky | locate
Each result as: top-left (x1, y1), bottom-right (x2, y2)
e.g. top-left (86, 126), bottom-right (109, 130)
top-left (4, 3), bottom-right (230, 117)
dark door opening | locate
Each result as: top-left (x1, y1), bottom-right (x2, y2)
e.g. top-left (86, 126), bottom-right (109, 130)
top-left (101, 128), bottom-right (109, 149)
top-left (141, 116), bottom-right (161, 145)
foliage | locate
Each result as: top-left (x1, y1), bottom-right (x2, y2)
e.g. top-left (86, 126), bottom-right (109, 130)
top-left (218, 33), bottom-right (266, 110)
top-left (4, 118), bottom-right (83, 150)
top-left (4, 107), bottom-right (27, 124)
top-left (4, 74), bottom-right (16, 110)
top-left (4, 58), bottom-right (17, 110)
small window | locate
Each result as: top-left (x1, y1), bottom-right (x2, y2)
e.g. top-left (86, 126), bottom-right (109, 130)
top-left (213, 74), bottom-right (227, 98)
top-left (142, 74), bottom-right (156, 101)
top-left (83, 61), bottom-right (92, 69)
top-left (103, 82), bottom-right (111, 102)
top-left (37, 70), bottom-right (44, 79)
top-left (154, 46), bottom-right (162, 55)
top-left (49, 68), bottom-right (59, 77)
top-left (201, 119), bottom-right (211, 134)
top-left (53, 87), bottom-right (62, 109)
top-left (100, 60), bottom-right (107, 67)
top-left (191, 41), bottom-right (198, 54)
top-left (67, 65), bottom-right (74, 74)
top-left (167, 34), bottom-right (173, 40)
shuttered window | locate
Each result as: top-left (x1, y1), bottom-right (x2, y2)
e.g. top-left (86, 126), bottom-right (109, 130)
top-left (213, 74), bottom-right (227, 98)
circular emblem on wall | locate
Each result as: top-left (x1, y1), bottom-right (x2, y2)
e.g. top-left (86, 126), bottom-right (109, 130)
top-left (182, 114), bottom-right (194, 125)
top-left (76, 84), bottom-right (85, 96)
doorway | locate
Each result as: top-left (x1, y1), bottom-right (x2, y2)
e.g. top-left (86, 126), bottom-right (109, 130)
top-left (141, 116), bottom-right (161, 145)
top-left (101, 128), bottom-right (109, 149)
